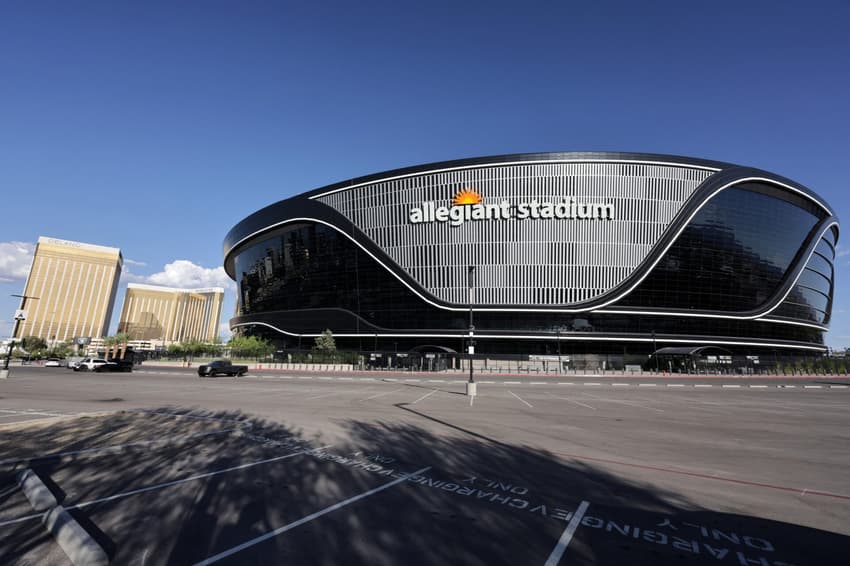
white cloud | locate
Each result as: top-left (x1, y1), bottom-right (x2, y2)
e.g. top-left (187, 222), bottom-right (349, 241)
top-left (219, 322), bottom-right (233, 341)
top-left (123, 258), bottom-right (147, 267)
top-left (123, 259), bottom-right (235, 290)
top-left (0, 241), bottom-right (35, 283)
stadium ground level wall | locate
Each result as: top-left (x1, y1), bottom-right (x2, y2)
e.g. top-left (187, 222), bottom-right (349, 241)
top-left (242, 326), bottom-right (832, 373)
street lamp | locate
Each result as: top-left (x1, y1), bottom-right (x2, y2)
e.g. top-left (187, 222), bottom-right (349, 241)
top-left (467, 265), bottom-right (476, 396)
top-left (556, 328), bottom-right (562, 374)
top-left (651, 329), bottom-right (657, 374)
top-left (2, 294), bottom-right (40, 377)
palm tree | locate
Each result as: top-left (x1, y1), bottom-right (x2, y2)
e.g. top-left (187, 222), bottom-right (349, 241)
top-left (113, 333), bottom-right (132, 359)
top-left (102, 335), bottom-right (118, 359)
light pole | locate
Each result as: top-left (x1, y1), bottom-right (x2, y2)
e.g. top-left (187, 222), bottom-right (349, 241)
top-left (2, 294), bottom-right (40, 377)
top-left (556, 328), bottom-right (562, 374)
top-left (651, 329), bottom-right (657, 374)
top-left (466, 265), bottom-right (476, 396)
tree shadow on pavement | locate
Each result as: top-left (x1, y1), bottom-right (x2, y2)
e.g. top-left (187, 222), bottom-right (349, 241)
top-left (0, 406), bottom-right (848, 565)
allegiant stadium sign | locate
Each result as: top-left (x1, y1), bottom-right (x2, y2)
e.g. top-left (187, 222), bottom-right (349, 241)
top-left (408, 189), bottom-right (615, 227)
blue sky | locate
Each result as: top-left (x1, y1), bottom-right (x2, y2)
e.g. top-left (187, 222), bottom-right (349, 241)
top-left (1, 1), bottom-right (848, 348)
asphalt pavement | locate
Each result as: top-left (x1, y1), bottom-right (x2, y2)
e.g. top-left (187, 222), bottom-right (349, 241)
top-left (1, 366), bottom-right (849, 565)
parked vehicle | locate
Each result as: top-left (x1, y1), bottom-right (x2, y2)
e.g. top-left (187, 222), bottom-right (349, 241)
top-left (94, 359), bottom-right (134, 373)
top-left (44, 358), bottom-right (63, 367)
top-left (74, 358), bottom-right (110, 371)
top-left (197, 360), bottom-right (248, 377)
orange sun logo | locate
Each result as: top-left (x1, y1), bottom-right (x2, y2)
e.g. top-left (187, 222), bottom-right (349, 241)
top-left (452, 189), bottom-right (482, 206)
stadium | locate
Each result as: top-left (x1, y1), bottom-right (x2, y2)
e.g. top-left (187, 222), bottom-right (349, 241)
top-left (223, 152), bottom-right (839, 369)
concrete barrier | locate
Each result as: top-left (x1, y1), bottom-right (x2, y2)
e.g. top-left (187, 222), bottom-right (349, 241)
top-left (18, 469), bottom-right (58, 511)
top-left (43, 505), bottom-right (110, 566)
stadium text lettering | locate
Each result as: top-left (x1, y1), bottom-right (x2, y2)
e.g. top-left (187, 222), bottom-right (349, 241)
top-left (408, 198), bottom-right (615, 227)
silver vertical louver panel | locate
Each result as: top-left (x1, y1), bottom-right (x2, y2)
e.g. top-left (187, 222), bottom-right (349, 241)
top-left (316, 161), bottom-right (714, 306)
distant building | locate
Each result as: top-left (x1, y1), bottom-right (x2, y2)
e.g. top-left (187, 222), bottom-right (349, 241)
top-left (15, 237), bottom-right (123, 342)
top-left (117, 283), bottom-right (224, 343)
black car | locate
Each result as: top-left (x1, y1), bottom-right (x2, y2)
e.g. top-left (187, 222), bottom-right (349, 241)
top-left (94, 360), bottom-right (134, 373)
top-left (197, 360), bottom-right (248, 377)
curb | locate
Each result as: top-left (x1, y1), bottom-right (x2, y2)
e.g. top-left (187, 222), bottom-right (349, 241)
top-left (17, 469), bottom-right (58, 511)
top-left (42, 505), bottom-right (110, 566)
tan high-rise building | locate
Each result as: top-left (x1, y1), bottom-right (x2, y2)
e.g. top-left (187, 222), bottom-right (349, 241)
top-left (15, 237), bottom-right (123, 341)
top-left (117, 283), bottom-right (224, 343)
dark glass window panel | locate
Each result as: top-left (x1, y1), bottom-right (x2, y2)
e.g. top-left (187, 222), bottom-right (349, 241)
top-left (796, 268), bottom-right (831, 296)
top-left (772, 302), bottom-right (826, 324)
top-left (815, 238), bottom-right (835, 261)
top-left (805, 252), bottom-right (834, 280)
top-left (231, 221), bottom-right (826, 347)
top-left (785, 285), bottom-right (830, 313)
top-left (823, 226), bottom-right (838, 246)
top-left (619, 184), bottom-right (822, 311)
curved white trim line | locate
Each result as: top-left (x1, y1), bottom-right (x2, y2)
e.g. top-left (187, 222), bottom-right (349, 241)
top-left (756, 317), bottom-right (828, 330)
top-left (226, 211), bottom-right (837, 323)
top-left (229, 217), bottom-right (468, 313)
top-left (231, 321), bottom-right (827, 352)
top-left (596, 220), bottom-right (838, 324)
top-left (307, 158), bottom-right (722, 200)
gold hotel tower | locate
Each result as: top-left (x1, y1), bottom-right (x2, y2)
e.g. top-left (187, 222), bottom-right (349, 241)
top-left (15, 237), bottom-right (123, 341)
top-left (117, 283), bottom-right (224, 343)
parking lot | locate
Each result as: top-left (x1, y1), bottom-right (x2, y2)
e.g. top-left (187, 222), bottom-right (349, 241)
top-left (2, 367), bottom-right (849, 565)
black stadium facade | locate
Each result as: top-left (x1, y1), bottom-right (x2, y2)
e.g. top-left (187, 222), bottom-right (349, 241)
top-left (223, 152), bottom-right (839, 363)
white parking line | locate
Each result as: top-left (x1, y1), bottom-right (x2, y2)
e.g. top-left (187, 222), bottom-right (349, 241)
top-left (546, 394), bottom-right (596, 410)
top-left (0, 446), bottom-right (329, 528)
top-left (0, 408), bottom-right (72, 418)
top-left (557, 382), bottom-right (575, 385)
top-left (695, 384), bottom-right (713, 388)
top-left (303, 391), bottom-right (346, 401)
top-left (749, 385), bottom-right (768, 389)
top-left (530, 381), bottom-right (547, 385)
top-left (411, 389), bottom-right (439, 404)
top-left (666, 384), bottom-right (685, 387)
top-left (722, 385), bottom-right (741, 388)
top-left (192, 466), bottom-right (431, 566)
top-left (581, 393), bottom-right (664, 413)
top-left (612, 383), bottom-right (629, 387)
top-left (804, 385), bottom-right (822, 389)
top-left (404, 379), bottom-right (421, 382)
top-left (638, 383), bottom-right (657, 387)
top-left (0, 428), bottom-right (238, 467)
top-left (584, 382), bottom-right (601, 386)
top-left (360, 388), bottom-right (404, 401)
top-left (544, 501), bottom-right (590, 566)
top-left (508, 390), bottom-right (534, 408)
top-left (831, 385), bottom-right (848, 389)
top-left (428, 379), bottom-right (445, 383)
